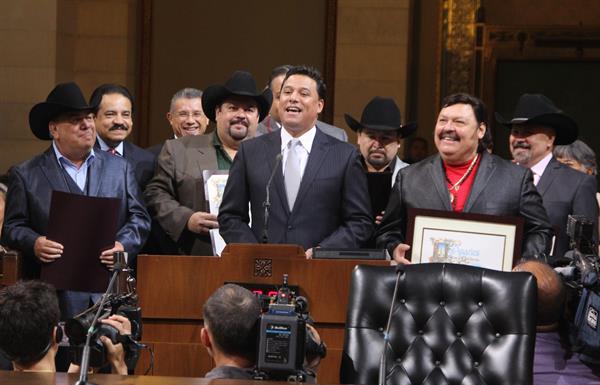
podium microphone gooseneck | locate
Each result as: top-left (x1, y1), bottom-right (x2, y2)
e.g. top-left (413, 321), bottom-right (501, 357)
top-left (262, 153), bottom-right (283, 244)
top-left (378, 264), bottom-right (405, 385)
top-left (75, 251), bottom-right (126, 385)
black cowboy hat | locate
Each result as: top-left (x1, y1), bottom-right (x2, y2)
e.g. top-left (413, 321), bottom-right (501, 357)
top-left (495, 93), bottom-right (578, 145)
top-left (201, 71), bottom-right (272, 123)
top-left (344, 96), bottom-right (417, 137)
top-left (29, 82), bottom-right (97, 140)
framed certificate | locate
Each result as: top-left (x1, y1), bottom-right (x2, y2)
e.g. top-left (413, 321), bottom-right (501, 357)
top-left (405, 208), bottom-right (524, 271)
top-left (203, 170), bottom-right (229, 256)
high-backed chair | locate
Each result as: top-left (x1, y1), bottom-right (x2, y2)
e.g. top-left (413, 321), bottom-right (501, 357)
top-left (340, 263), bottom-right (537, 385)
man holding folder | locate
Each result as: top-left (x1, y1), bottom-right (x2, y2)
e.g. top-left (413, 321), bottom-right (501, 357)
top-left (1, 82), bottom-right (150, 317)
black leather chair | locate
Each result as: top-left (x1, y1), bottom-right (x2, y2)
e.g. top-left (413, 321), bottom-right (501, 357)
top-left (340, 263), bottom-right (537, 385)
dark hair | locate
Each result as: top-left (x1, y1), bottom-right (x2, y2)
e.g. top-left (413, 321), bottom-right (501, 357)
top-left (267, 65), bottom-right (294, 90)
top-left (553, 139), bottom-right (597, 175)
top-left (282, 65), bottom-right (327, 100)
top-left (202, 284), bottom-right (260, 362)
top-left (89, 83), bottom-right (135, 113)
top-left (0, 281), bottom-right (60, 365)
top-left (441, 93), bottom-right (488, 153)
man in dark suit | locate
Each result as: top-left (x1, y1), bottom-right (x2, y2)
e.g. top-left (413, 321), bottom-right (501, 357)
top-left (144, 71), bottom-right (271, 255)
top-left (498, 93), bottom-right (598, 258)
top-left (89, 84), bottom-right (155, 189)
top-left (1, 82), bottom-right (150, 317)
top-left (257, 65), bottom-right (348, 142)
top-left (376, 93), bottom-right (553, 263)
top-left (218, 66), bottom-right (373, 257)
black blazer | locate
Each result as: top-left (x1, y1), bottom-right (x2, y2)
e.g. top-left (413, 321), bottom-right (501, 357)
top-left (376, 151), bottom-right (553, 259)
top-left (537, 156), bottom-right (598, 257)
top-left (1, 148), bottom-right (151, 278)
top-left (218, 128), bottom-right (373, 250)
top-left (95, 140), bottom-right (155, 189)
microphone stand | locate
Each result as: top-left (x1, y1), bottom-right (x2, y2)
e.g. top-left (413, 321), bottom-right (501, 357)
top-left (75, 253), bottom-right (126, 385)
top-left (378, 264), bottom-right (405, 385)
top-left (262, 154), bottom-right (283, 244)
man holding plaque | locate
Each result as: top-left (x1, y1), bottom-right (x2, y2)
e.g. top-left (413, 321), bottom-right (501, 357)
top-left (144, 71), bottom-right (270, 255)
top-left (1, 82), bottom-right (150, 317)
top-left (376, 93), bottom-right (553, 264)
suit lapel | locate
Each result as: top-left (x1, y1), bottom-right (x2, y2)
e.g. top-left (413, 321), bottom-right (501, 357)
top-left (464, 152), bottom-right (494, 212)
top-left (265, 133), bottom-right (289, 213)
top-left (39, 148), bottom-right (68, 192)
top-left (122, 140), bottom-right (133, 160)
top-left (192, 133), bottom-right (219, 172)
top-left (292, 130), bottom-right (330, 213)
top-left (536, 156), bottom-right (559, 196)
top-left (428, 155), bottom-right (453, 211)
top-left (87, 151), bottom-right (104, 196)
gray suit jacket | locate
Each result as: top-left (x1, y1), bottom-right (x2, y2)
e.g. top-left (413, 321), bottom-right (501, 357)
top-left (537, 156), bottom-right (598, 257)
top-left (218, 127), bottom-right (373, 250)
top-left (376, 152), bottom-right (553, 259)
top-left (257, 117), bottom-right (348, 142)
top-left (1, 148), bottom-right (151, 278)
top-left (144, 133), bottom-right (219, 255)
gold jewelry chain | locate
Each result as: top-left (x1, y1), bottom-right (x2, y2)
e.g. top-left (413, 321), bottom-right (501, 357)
top-left (447, 153), bottom-right (479, 192)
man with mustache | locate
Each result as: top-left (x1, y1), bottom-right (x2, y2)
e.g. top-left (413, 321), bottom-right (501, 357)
top-left (90, 84), bottom-right (155, 189)
top-left (376, 93), bottom-right (553, 264)
top-left (218, 66), bottom-right (373, 257)
top-left (345, 97), bottom-right (415, 233)
top-left (499, 93), bottom-right (598, 258)
top-left (144, 71), bottom-right (270, 255)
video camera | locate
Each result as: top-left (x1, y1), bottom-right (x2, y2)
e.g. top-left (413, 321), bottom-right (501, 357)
top-left (560, 215), bottom-right (600, 366)
top-left (254, 274), bottom-right (326, 382)
top-left (564, 215), bottom-right (600, 290)
top-left (65, 258), bottom-right (142, 369)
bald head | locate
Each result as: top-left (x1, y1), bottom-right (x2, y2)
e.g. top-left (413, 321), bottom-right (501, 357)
top-left (514, 260), bottom-right (565, 331)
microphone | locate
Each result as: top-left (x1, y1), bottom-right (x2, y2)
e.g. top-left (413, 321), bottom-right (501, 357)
top-left (75, 252), bottom-right (127, 385)
top-left (262, 153), bottom-right (283, 243)
top-left (378, 264), bottom-right (405, 385)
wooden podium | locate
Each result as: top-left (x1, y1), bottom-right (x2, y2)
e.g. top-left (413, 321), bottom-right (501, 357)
top-left (136, 244), bottom-right (389, 383)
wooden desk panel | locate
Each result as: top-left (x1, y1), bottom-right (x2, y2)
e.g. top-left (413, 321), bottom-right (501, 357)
top-left (136, 245), bottom-right (390, 383)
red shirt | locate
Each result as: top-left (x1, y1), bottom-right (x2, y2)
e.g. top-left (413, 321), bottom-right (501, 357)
top-left (443, 155), bottom-right (481, 212)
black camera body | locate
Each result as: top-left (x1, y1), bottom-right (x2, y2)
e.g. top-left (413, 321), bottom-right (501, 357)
top-left (255, 274), bottom-right (323, 382)
top-left (65, 289), bottom-right (141, 368)
top-left (565, 215), bottom-right (600, 289)
top-left (561, 215), bottom-right (600, 365)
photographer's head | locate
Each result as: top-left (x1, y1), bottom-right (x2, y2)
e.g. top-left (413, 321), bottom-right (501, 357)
top-left (514, 260), bottom-right (565, 331)
top-left (201, 284), bottom-right (260, 368)
top-left (0, 280), bottom-right (60, 371)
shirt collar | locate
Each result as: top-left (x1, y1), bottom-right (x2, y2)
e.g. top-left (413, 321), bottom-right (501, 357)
top-left (96, 135), bottom-right (124, 156)
top-left (280, 125), bottom-right (317, 153)
top-left (52, 141), bottom-right (95, 169)
top-left (530, 152), bottom-right (553, 178)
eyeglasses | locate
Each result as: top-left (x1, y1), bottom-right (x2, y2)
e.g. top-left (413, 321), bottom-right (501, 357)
top-left (175, 111), bottom-right (205, 119)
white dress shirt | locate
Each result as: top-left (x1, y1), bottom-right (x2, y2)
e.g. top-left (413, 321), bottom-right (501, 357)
top-left (280, 126), bottom-right (316, 178)
top-left (530, 152), bottom-right (553, 186)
